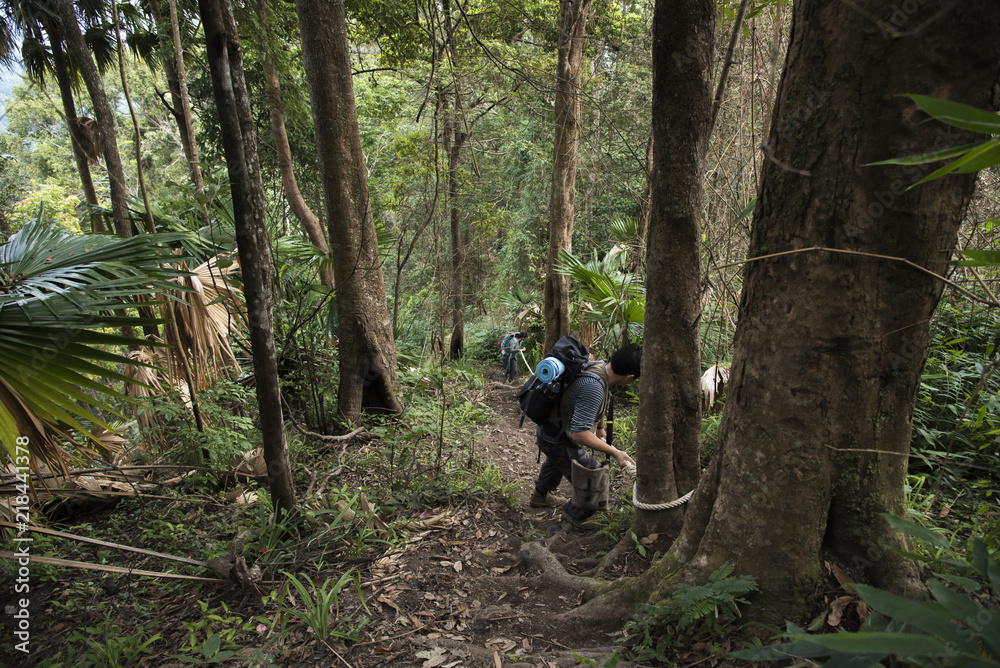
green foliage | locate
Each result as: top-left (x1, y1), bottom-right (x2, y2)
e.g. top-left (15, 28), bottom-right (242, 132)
top-left (66, 616), bottom-right (162, 667)
top-left (556, 246), bottom-right (644, 355)
top-left (0, 216), bottom-right (193, 465)
top-left (172, 601), bottom-right (277, 665)
top-left (280, 570), bottom-right (369, 643)
top-left (731, 515), bottom-right (1000, 667)
top-left (8, 185), bottom-right (81, 232)
top-left (361, 362), bottom-right (509, 511)
top-left (141, 380), bottom-right (258, 469)
top-left (621, 563), bottom-right (758, 661)
top-left (700, 413), bottom-right (722, 467)
top-left (909, 303), bottom-right (1000, 499)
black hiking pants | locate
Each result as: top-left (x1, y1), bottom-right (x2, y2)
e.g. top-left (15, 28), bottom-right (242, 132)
top-left (534, 428), bottom-right (602, 521)
top-left (503, 351), bottom-right (518, 382)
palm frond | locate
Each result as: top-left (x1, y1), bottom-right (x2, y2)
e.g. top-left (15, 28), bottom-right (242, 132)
top-left (0, 218), bottom-right (195, 479)
top-left (157, 254), bottom-right (245, 395)
top-left (610, 216), bottom-right (639, 245)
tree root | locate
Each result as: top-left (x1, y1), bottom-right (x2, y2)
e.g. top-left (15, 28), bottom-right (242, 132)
top-left (582, 534), bottom-right (633, 578)
top-left (520, 535), bottom-right (662, 631)
top-left (519, 540), bottom-right (605, 598)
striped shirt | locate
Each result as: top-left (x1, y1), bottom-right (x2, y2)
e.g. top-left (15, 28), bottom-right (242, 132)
top-left (566, 374), bottom-right (607, 433)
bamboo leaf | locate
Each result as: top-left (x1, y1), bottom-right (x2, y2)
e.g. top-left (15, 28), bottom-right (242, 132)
top-left (906, 94), bottom-right (1000, 135)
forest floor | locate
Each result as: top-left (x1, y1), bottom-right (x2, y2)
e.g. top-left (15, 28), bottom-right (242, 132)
top-left (0, 367), bottom-right (749, 668)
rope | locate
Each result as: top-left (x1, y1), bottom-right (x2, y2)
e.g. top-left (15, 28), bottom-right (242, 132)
top-left (632, 484), bottom-right (694, 511)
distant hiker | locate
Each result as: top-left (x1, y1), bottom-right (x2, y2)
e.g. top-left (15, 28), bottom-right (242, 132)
top-left (501, 331), bottom-right (527, 383)
top-left (529, 342), bottom-right (640, 530)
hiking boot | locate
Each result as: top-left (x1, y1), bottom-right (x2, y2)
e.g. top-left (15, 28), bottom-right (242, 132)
top-left (529, 490), bottom-right (568, 508)
top-left (561, 510), bottom-right (599, 531)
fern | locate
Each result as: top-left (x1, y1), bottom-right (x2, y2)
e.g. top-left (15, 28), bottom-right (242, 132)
top-left (621, 563), bottom-right (758, 659)
top-left (672, 562), bottom-right (759, 628)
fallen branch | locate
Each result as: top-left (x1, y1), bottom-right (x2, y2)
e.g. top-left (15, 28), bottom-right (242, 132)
top-left (0, 521), bottom-right (208, 567)
top-left (0, 551), bottom-right (224, 582)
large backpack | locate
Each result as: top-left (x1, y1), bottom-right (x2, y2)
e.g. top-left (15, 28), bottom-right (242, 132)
top-left (515, 336), bottom-right (605, 431)
top-left (497, 331), bottom-right (517, 353)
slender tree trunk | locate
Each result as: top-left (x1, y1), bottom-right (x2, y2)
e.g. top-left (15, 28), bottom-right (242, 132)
top-left (445, 111), bottom-right (467, 359)
top-left (198, 0), bottom-right (297, 513)
top-left (114, 0), bottom-right (155, 235)
top-left (45, 26), bottom-right (106, 234)
top-left (56, 0), bottom-right (132, 239)
top-left (295, 0), bottom-right (403, 422)
top-left (632, 133), bottom-right (653, 272)
top-left (255, 0), bottom-right (334, 289)
top-left (633, 0), bottom-right (715, 538)
top-left (149, 0), bottom-right (209, 225)
top-left (663, 0), bottom-right (1000, 624)
top-left (542, 0), bottom-right (591, 352)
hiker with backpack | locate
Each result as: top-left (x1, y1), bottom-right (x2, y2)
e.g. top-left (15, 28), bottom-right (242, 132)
top-left (500, 331), bottom-right (527, 383)
top-left (520, 337), bottom-right (641, 530)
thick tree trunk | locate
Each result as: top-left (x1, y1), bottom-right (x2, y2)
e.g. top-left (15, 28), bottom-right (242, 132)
top-left (633, 0), bottom-right (715, 538)
top-left (199, 0), bottom-right (297, 513)
top-left (667, 0), bottom-right (1000, 624)
top-left (542, 0), bottom-right (591, 352)
top-left (56, 0), bottom-right (131, 238)
top-left (255, 0), bottom-right (335, 290)
top-left (295, 0), bottom-right (402, 422)
top-left (46, 27), bottom-right (106, 234)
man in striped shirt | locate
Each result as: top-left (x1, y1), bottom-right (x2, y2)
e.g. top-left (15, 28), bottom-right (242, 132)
top-left (529, 343), bottom-right (641, 529)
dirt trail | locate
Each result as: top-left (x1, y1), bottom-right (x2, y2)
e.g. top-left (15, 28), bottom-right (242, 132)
top-left (320, 368), bottom-right (656, 667)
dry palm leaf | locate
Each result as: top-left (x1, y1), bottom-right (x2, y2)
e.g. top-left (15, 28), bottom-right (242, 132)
top-left (235, 448), bottom-right (267, 478)
top-left (157, 254), bottom-right (245, 394)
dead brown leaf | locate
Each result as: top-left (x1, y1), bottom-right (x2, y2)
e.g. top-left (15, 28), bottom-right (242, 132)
top-left (825, 560), bottom-right (857, 594)
top-left (828, 595), bottom-right (855, 627)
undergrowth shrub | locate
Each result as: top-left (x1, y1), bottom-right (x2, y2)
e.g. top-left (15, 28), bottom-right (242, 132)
top-left (910, 302), bottom-right (1000, 499)
top-left (137, 379), bottom-right (259, 471)
top-left (358, 362), bottom-right (510, 513)
top-left (619, 563), bottom-right (758, 663)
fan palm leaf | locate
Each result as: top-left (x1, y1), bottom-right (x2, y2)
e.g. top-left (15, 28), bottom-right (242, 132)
top-left (556, 248), bottom-right (646, 352)
top-left (0, 216), bottom-right (192, 476)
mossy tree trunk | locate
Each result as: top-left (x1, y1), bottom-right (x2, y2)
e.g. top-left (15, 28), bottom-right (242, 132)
top-left (664, 0), bottom-right (1000, 624)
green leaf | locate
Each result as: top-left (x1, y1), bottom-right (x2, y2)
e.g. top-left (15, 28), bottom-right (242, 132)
top-left (909, 139), bottom-right (1000, 188)
top-left (786, 631), bottom-right (953, 656)
top-left (735, 198), bottom-right (756, 223)
top-left (202, 633), bottom-right (221, 657)
top-left (851, 584), bottom-right (973, 650)
top-left (928, 580), bottom-right (1000, 657)
top-left (905, 95), bottom-right (1000, 135)
top-left (866, 142), bottom-right (981, 167)
top-left (933, 573), bottom-right (981, 591)
top-left (881, 513), bottom-right (951, 551)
